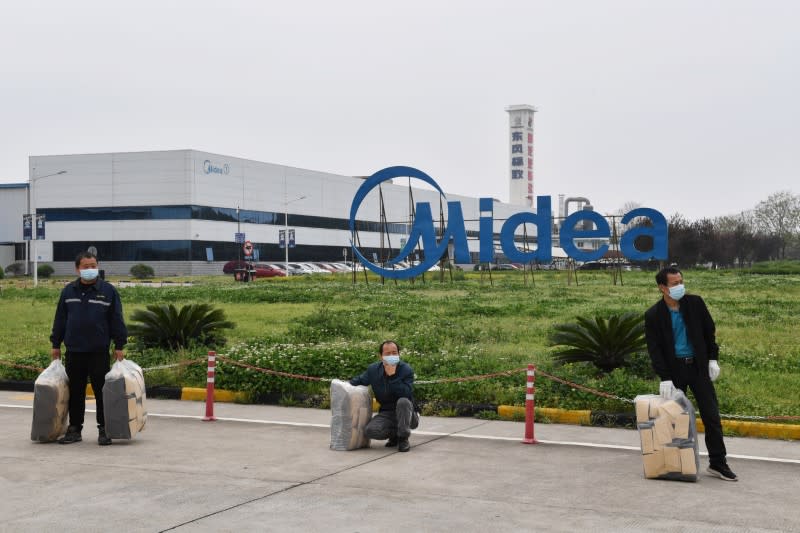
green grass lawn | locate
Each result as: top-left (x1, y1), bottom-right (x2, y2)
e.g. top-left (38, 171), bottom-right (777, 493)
top-left (1, 269), bottom-right (799, 420)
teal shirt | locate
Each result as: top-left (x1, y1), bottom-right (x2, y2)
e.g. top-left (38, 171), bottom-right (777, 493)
top-left (669, 309), bottom-right (694, 357)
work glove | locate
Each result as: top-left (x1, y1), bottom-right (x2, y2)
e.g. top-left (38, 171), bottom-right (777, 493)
top-left (659, 380), bottom-right (676, 399)
top-left (708, 360), bottom-right (721, 382)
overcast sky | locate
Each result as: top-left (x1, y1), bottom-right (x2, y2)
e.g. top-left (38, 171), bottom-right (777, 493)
top-left (1, 0), bottom-right (797, 221)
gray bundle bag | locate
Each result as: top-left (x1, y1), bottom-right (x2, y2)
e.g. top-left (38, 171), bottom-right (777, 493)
top-left (329, 379), bottom-right (372, 450)
top-left (31, 359), bottom-right (70, 442)
top-left (102, 359), bottom-right (147, 440)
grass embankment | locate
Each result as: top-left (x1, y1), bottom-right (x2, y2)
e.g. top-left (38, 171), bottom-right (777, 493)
top-left (1, 269), bottom-right (798, 422)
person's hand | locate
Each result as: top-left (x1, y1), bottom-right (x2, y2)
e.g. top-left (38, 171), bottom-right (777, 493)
top-left (114, 349), bottom-right (125, 362)
top-left (659, 380), bottom-right (675, 399)
top-left (51, 348), bottom-right (61, 360)
top-left (708, 360), bottom-right (720, 382)
top-left (383, 361), bottom-right (397, 376)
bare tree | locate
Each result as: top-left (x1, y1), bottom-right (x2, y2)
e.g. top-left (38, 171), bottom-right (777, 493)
top-left (753, 191), bottom-right (800, 259)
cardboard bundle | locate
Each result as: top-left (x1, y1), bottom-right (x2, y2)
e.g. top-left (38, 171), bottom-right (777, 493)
top-left (103, 360), bottom-right (147, 440)
top-left (329, 379), bottom-right (372, 451)
top-left (31, 360), bottom-right (70, 442)
top-left (634, 390), bottom-right (700, 482)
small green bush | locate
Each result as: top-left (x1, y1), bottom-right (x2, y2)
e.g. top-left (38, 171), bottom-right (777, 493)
top-left (0, 268), bottom-right (4, 279)
top-left (130, 264), bottom-right (155, 279)
top-left (5, 262), bottom-right (25, 276)
top-left (37, 264), bottom-right (54, 279)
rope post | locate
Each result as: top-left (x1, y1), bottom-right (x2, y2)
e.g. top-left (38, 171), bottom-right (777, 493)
top-left (522, 364), bottom-right (538, 444)
top-left (202, 351), bottom-right (217, 421)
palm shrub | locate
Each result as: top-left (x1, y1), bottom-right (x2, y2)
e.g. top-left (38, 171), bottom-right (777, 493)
top-left (128, 303), bottom-right (235, 349)
top-left (548, 312), bottom-right (647, 374)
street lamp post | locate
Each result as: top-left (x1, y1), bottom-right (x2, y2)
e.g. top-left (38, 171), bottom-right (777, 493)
top-left (284, 194), bottom-right (306, 275)
top-left (31, 170), bottom-right (67, 287)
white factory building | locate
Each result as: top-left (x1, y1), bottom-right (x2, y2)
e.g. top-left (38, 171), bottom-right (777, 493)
top-left (0, 149), bottom-right (537, 277)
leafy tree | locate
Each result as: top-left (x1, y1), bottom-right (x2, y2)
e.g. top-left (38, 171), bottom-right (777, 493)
top-left (548, 313), bottom-right (647, 374)
top-left (754, 191), bottom-right (800, 259)
top-left (667, 213), bottom-right (701, 267)
top-left (128, 303), bottom-right (235, 350)
top-left (130, 264), bottom-right (155, 279)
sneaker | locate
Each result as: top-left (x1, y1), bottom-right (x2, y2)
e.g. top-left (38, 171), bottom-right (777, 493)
top-left (97, 426), bottom-right (112, 446)
top-left (707, 463), bottom-right (738, 481)
top-left (385, 437), bottom-right (398, 448)
top-left (58, 426), bottom-right (82, 444)
top-left (397, 438), bottom-right (410, 452)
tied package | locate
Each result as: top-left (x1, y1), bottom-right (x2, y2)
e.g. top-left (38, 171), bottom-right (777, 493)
top-left (31, 359), bottom-right (70, 442)
top-left (102, 359), bottom-right (147, 440)
top-left (329, 379), bottom-right (372, 451)
top-left (635, 390), bottom-right (700, 482)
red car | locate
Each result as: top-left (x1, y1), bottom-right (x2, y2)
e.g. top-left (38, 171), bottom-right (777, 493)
top-left (222, 261), bottom-right (286, 278)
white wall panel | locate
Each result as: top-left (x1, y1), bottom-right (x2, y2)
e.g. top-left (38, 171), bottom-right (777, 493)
top-left (0, 186), bottom-right (28, 241)
top-left (30, 154), bottom-right (114, 209)
top-left (110, 151), bottom-right (191, 205)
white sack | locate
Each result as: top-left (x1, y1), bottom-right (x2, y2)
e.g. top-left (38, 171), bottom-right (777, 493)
top-left (330, 379), bottom-right (372, 451)
top-left (103, 359), bottom-right (147, 439)
top-left (31, 359), bottom-right (70, 442)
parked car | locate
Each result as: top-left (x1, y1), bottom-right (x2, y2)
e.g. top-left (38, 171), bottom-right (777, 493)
top-left (222, 260), bottom-right (286, 278)
top-left (324, 262), bottom-right (351, 273)
top-left (252, 263), bottom-right (286, 278)
top-left (300, 262), bottom-right (332, 274)
top-left (287, 263), bottom-right (315, 275)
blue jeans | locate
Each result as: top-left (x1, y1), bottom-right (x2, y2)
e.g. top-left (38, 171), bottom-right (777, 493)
top-left (364, 398), bottom-right (419, 440)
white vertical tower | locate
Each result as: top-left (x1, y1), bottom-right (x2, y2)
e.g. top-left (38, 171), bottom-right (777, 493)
top-left (506, 104), bottom-right (537, 208)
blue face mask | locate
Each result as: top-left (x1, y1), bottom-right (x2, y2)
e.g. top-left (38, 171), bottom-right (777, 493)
top-left (382, 355), bottom-right (400, 366)
top-left (79, 268), bottom-right (99, 281)
top-left (668, 283), bottom-right (685, 301)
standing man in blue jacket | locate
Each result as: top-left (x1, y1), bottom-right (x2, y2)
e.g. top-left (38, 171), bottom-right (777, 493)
top-left (50, 251), bottom-right (128, 446)
top-left (644, 266), bottom-right (737, 481)
top-left (350, 340), bottom-right (418, 452)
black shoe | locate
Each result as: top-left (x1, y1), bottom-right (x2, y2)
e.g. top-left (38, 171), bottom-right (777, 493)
top-left (98, 426), bottom-right (112, 446)
top-left (397, 438), bottom-right (410, 452)
top-left (707, 463), bottom-right (738, 481)
top-left (385, 437), bottom-right (398, 448)
top-left (58, 426), bottom-right (82, 444)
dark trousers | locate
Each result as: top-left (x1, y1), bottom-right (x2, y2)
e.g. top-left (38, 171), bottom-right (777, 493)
top-left (672, 359), bottom-right (727, 465)
top-left (364, 398), bottom-right (419, 440)
top-left (64, 351), bottom-right (110, 430)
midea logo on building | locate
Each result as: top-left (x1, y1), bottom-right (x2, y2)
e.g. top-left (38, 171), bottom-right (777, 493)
top-left (349, 166), bottom-right (668, 280)
top-left (203, 160), bottom-right (230, 175)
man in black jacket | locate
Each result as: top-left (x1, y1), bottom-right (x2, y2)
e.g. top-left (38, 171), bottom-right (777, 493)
top-left (644, 266), bottom-right (737, 481)
top-left (350, 340), bottom-right (418, 452)
top-left (50, 251), bottom-right (128, 446)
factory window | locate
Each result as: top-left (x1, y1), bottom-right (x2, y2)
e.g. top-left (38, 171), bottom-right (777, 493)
top-left (39, 204), bottom-right (411, 235)
top-left (54, 241), bottom-right (192, 262)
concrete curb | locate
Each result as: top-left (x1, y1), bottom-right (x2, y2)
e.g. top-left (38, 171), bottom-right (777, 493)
top-left (496, 404), bottom-right (800, 441)
top-left (3, 379), bottom-right (797, 440)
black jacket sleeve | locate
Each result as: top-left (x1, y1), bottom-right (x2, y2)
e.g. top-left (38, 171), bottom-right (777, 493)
top-left (50, 289), bottom-right (68, 349)
top-left (109, 286), bottom-right (128, 349)
top-left (644, 302), bottom-right (672, 381)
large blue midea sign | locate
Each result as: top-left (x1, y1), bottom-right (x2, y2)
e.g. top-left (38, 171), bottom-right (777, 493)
top-left (349, 166), bottom-right (667, 280)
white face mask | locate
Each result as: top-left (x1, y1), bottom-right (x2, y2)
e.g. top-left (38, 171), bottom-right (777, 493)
top-left (382, 355), bottom-right (400, 366)
top-left (668, 283), bottom-right (685, 300)
top-left (79, 268), bottom-right (99, 281)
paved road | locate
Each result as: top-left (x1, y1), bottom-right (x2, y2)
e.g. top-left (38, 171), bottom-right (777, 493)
top-left (2, 390), bottom-right (799, 532)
